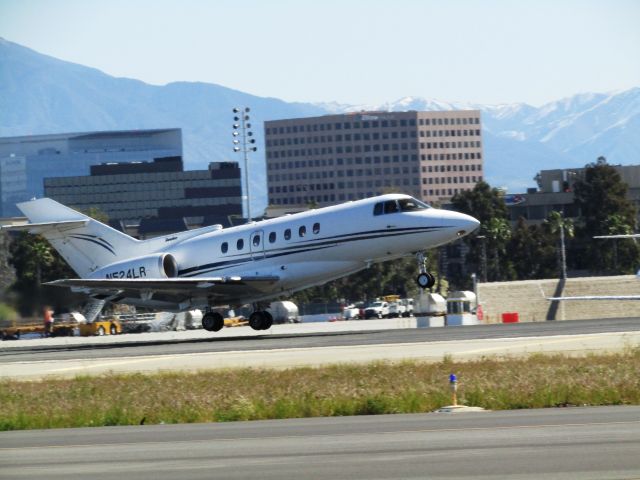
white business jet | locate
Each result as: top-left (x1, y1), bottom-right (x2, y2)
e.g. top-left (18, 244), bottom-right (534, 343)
top-left (5, 194), bottom-right (479, 332)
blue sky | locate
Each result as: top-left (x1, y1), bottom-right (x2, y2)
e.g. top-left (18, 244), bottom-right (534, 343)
top-left (1, 0), bottom-right (639, 106)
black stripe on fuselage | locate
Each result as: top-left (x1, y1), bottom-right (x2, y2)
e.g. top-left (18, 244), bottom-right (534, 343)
top-left (178, 225), bottom-right (447, 277)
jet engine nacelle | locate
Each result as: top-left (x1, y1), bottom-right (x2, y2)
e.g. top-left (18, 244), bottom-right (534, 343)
top-left (90, 253), bottom-right (179, 280)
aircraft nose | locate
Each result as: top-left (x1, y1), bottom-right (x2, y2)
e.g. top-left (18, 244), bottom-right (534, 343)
top-left (460, 213), bottom-right (480, 234)
top-left (459, 212), bottom-right (481, 234)
top-left (439, 211), bottom-right (480, 238)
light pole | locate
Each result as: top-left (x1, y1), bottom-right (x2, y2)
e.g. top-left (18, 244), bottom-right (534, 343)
top-left (232, 107), bottom-right (257, 221)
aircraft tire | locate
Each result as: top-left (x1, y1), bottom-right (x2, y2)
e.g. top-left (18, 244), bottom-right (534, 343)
top-left (202, 312), bottom-right (218, 332)
top-left (249, 311), bottom-right (264, 331)
top-left (417, 272), bottom-right (435, 289)
top-left (261, 311), bottom-right (273, 330)
top-left (109, 324), bottom-right (117, 335)
top-left (210, 312), bottom-right (224, 332)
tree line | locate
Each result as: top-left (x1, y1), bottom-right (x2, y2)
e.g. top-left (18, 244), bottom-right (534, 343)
top-left (448, 158), bottom-right (639, 288)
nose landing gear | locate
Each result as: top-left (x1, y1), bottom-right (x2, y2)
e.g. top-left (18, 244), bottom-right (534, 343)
top-left (416, 252), bottom-right (436, 289)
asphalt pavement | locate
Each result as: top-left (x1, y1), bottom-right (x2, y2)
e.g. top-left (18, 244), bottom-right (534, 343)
top-left (2, 316), bottom-right (639, 362)
top-left (1, 406), bottom-right (639, 479)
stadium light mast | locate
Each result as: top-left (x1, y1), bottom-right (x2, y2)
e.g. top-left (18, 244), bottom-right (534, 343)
top-left (232, 107), bottom-right (257, 222)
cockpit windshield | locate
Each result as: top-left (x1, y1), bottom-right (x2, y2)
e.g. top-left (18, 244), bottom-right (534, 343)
top-left (373, 197), bottom-right (431, 216)
top-left (398, 198), bottom-right (430, 211)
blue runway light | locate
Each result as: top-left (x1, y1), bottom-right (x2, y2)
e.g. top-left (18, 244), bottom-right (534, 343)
top-left (449, 373), bottom-right (457, 383)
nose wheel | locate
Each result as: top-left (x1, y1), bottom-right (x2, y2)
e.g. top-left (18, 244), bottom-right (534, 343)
top-left (416, 252), bottom-right (436, 289)
top-left (417, 272), bottom-right (435, 289)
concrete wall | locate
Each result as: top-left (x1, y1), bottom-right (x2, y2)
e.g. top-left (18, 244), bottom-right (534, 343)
top-left (477, 275), bottom-right (639, 322)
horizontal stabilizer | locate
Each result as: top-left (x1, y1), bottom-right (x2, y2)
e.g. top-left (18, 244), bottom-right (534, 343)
top-left (2, 220), bottom-right (88, 234)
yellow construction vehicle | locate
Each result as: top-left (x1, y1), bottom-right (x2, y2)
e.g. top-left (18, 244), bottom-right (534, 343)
top-left (78, 319), bottom-right (122, 336)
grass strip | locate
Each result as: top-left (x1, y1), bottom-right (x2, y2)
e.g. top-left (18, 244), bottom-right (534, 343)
top-left (1, 349), bottom-right (639, 431)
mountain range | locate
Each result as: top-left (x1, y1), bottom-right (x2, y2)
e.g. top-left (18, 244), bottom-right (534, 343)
top-left (1, 37), bottom-right (638, 213)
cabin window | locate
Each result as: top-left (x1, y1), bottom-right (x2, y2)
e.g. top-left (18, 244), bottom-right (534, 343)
top-left (221, 242), bottom-right (228, 254)
top-left (299, 225), bottom-right (306, 237)
top-left (373, 202), bottom-right (383, 216)
top-left (384, 200), bottom-right (399, 214)
top-left (253, 234), bottom-right (261, 247)
top-left (237, 238), bottom-right (244, 250)
top-left (313, 222), bottom-right (320, 234)
top-left (269, 232), bottom-right (276, 243)
top-left (284, 228), bottom-right (291, 240)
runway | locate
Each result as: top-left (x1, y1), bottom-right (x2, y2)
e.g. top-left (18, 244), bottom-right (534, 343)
top-left (1, 406), bottom-right (639, 479)
top-left (1, 317), bottom-right (639, 379)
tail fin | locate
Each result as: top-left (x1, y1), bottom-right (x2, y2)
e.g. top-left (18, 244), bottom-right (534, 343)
top-left (12, 198), bottom-right (141, 278)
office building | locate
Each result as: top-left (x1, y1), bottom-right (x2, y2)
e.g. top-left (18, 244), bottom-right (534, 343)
top-left (44, 158), bottom-right (242, 238)
top-left (265, 110), bottom-right (483, 207)
top-left (0, 129), bottom-right (182, 216)
top-left (507, 163), bottom-right (640, 224)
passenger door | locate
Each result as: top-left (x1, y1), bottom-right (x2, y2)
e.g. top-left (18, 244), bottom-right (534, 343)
top-left (250, 230), bottom-right (265, 260)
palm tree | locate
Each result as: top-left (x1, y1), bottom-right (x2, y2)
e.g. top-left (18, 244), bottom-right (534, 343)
top-left (545, 211), bottom-right (574, 279)
top-left (483, 217), bottom-right (511, 281)
top-left (604, 213), bottom-right (633, 271)
top-left (29, 238), bottom-right (54, 285)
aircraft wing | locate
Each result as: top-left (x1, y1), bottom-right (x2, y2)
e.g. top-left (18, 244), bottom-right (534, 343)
top-left (547, 295), bottom-right (640, 301)
top-left (45, 276), bottom-right (280, 307)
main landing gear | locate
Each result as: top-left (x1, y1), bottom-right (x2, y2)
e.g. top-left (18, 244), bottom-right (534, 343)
top-left (416, 252), bottom-right (436, 289)
top-left (202, 309), bottom-right (274, 332)
top-left (248, 310), bottom-right (273, 331)
top-left (202, 311), bottom-right (224, 332)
